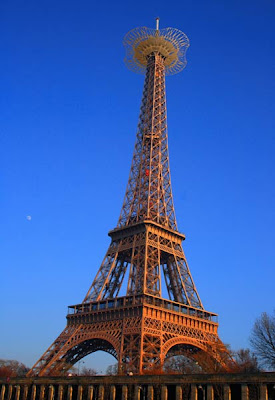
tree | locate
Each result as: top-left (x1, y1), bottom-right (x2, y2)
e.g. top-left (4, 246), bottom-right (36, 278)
top-left (250, 310), bottom-right (275, 370)
top-left (162, 342), bottom-right (235, 374)
top-left (163, 346), bottom-right (259, 374)
top-left (80, 367), bottom-right (98, 376)
top-left (0, 365), bottom-right (14, 378)
top-left (0, 359), bottom-right (29, 377)
top-left (106, 363), bottom-right (118, 375)
top-left (232, 349), bottom-right (260, 373)
top-left (164, 355), bottom-right (202, 374)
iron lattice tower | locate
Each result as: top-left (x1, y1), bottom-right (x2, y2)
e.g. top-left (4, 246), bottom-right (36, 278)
top-left (28, 20), bottom-right (229, 377)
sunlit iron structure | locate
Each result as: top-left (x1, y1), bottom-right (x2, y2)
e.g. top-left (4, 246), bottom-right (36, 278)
top-left (28, 19), bottom-right (229, 376)
top-left (124, 22), bottom-right (189, 75)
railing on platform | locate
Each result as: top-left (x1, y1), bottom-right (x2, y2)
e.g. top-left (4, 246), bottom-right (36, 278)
top-left (67, 294), bottom-right (218, 323)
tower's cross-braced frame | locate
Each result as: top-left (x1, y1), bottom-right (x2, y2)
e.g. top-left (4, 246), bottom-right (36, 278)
top-left (28, 19), bottom-right (230, 377)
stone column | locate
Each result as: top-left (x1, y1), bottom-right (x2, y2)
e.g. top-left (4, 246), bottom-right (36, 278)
top-left (31, 385), bottom-right (37, 400)
top-left (122, 385), bottom-right (128, 400)
top-left (241, 385), bottom-right (249, 400)
top-left (98, 385), bottom-right (104, 400)
top-left (224, 385), bottom-right (231, 400)
top-left (39, 385), bottom-right (45, 400)
top-left (134, 386), bottom-right (140, 400)
top-left (67, 385), bottom-right (72, 400)
top-left (87, 386), bottom-right (94, 400)
top-left (7, 385), bottom-right (13, 400)
top-left (14, 385), bottom-right (20, 400)
top-left (110, 385), bottom-right (116, 400)
top-left (23, 385), bottom-right (29, 400)
top-left (77, 385), bottom-right (83, 400)
top-left (207, 385), bottom-right (214, 400)
top-left (176, 385), bottom-right (182, 400)
top-left (190, 385), bottom-right (197, 400)
top-left (0, 385), bottom-right (6, 400)
top-left (260, 385), bottom-right (268, 400)
top-left (57, 385), bottom-right (64, 400)
top-left (161, 385), bottom-right (168, 400)
top-left (48, 385), bottom-right (54, 400)
top-left (147, 385), bottom-right (154, 400)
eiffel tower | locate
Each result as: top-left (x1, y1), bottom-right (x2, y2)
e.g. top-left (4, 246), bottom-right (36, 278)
top-left (28, 20), bottom-right (229, 377)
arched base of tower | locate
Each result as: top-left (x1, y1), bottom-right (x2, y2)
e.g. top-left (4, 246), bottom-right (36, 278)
top-left (28, 295), bottom-right (230, 377)
top-left (163, 342), bottom-right (232, 374)
top-left (27, 326), bottom-right (121, 377)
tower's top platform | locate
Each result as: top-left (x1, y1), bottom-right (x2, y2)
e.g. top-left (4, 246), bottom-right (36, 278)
top-left (123, 20), bottom-right (190, 75)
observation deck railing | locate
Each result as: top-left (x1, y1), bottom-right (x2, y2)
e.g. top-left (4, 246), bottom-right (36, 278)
top-left (67, 295), bottom-right (218, 323)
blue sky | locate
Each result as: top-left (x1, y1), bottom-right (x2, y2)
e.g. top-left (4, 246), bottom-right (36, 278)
top-left (1, 0), bottom-right (274, 372)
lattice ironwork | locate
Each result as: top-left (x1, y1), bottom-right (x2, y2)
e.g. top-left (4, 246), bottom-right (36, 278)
top-left (27, 20), bottom-right (230, 377)
top-left (118, 50), bottom-right (177, 230)
top-left (124, 23), bottom-right (190, 75)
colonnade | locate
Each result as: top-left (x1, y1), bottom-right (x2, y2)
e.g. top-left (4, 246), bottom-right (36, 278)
top-left (0, 382), bottom-right (275, 400)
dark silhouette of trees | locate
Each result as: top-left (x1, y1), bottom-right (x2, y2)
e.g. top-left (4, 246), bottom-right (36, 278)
top-left (80, 366), bottom-right (98, 376)
top-left (163, 347), bottom-right (260, 374)
top-left (0, 359), bottom-right (29, 377)
top-left (163, 355), bottom-right (201, 373)
top-left (231, 349), bottom-right (260, 373)
top-left (250, 310), bottom-right (275, 370)
top-left (106, 363), bottom-right (118, 375)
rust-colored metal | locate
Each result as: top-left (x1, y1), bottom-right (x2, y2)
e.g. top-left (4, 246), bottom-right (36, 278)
top-left (28, 21), bottom-right (229, 377)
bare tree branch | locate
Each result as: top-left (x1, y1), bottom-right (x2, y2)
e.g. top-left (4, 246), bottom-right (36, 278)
top-left (250, 310), bottom-right (275, 370)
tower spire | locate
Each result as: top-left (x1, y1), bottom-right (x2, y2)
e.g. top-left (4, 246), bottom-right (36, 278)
top-left (156, 17), bottom-right (160, 30)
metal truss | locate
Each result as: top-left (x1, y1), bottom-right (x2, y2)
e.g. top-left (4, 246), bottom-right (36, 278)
top-left (118, 52), bottom-right (177, 229)
top-left (27, 23), bottom-right (230, 377)
top-left (84, 222), bottom-right (202, 308)
top-left (124, 25), bottom-right (189, 75)
top-left (27, 299), bottom-right (230, 375)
